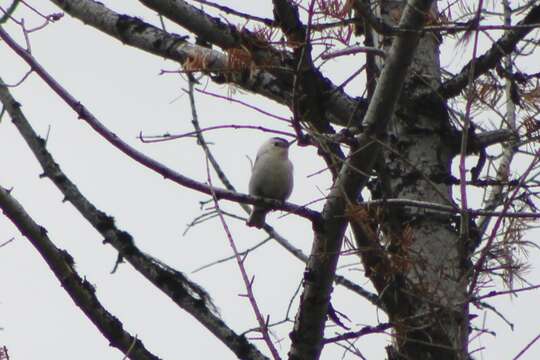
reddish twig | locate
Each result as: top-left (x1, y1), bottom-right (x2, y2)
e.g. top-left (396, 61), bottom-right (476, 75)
top-left (139, 124), bottom-right (296, 143)
top-left (205, 158), bottom-right (281, 360)
top-left (469, 149), bottom-right (540, 295)
top-left (0, 27), bottom-right (321, 225)
top-left (195, 88), bottom-right (291, 122)
top-left (512, 332), bottom-right (540, 360)
top-left (474, 284), bottom-right (540, 301)
top-left (458, 0), bottom-right (485, 248)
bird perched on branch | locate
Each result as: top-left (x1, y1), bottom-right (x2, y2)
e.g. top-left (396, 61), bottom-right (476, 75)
top-left (247, 137), bottom-right (294, 228)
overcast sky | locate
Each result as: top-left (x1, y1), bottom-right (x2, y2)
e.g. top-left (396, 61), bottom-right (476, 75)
top-left (1, 1), bottom-right (539, 359)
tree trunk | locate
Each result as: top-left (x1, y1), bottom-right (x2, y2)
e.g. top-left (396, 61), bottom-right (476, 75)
top-left (372, 1), bottom-right (469, 359)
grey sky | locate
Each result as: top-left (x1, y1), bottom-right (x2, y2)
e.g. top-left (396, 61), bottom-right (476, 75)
top-left (1, 1), bottom-right (539, 359)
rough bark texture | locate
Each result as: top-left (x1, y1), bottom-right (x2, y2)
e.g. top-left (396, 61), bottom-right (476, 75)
top-left (6, 0), bottom-right (537, 359)
top-left (374, 1), bottom-right (468, 359)
top-left (288, 1), bottom-right (442, 359)
top-left (0, 184), bottom-right (162, 360)
top-left (0, 76), bottom-right (269, 360)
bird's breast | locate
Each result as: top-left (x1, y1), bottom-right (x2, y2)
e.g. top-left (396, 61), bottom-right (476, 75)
top-left (249, 155), bottom-right (293, 200)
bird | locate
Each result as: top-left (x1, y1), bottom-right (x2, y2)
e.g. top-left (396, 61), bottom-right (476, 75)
top-left (247, 137), bottom-right (294, 228)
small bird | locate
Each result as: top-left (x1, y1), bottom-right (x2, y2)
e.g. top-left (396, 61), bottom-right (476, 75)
top-left (247, 137), bottom-right (294, 228)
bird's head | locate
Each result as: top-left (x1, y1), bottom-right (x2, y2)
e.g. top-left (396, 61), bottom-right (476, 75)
top-left (257, 137), bottom-right (291, 158)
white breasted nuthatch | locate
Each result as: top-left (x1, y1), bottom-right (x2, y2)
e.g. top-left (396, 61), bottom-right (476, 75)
top-left (247, 137), bottom-right (294, 228)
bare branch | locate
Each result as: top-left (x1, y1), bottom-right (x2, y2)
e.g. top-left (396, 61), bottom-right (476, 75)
top-left (48, 0), bottom-right (365, 128)
top-left (474, 284), bottom-right (540, 301)
top-left (512, 332), bottom-right (540, 360)
top-left (352, 0), bottom-right (396, 35)
top-left (476, 1), bottom-right (520, 239)
top-left (323, 322), bottom-right (393, 344)
top-left (0, 77), bottom-right (270, 360)
top-left (0, 27), bottom-right (321, 225)
top-left (206, 159), bottom-right (281, 360)
top-left (272, 0), bottom-right (306, 44)
top-left (190, 0), bottom-right (275, 26)
top-left (433, 3), bottom-right (540, 100)
top-left (0, 186), bottom-right (162, 360)
top-left (358, 198), bottom-right (540, 219)
top-left (458, 0), bottom-right (485, 264)
top-left (0, 0), bottom-right (20, 24)
top-left (469, 150), bottom-right (540, 295)
top-left (475, 128), bottom-right (515, 149)
top-left (184, 76), bottom-right (380, 307)
top-left (140, 124), bottom-right (295, 143)
top-left (139, 0), bottom-right (276, 55)
top-left (320, 46), bottom-right (386, 60)
top-left (288, 1), bottom-right (435, 359)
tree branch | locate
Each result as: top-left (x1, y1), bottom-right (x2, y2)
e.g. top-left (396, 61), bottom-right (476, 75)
top-left (288, 1), bottom-right (435, 359)
top-left (353, 0), bottom-right (397, 35)
top-left (0, 26), bottom-right (321, 225)
top-left (0, 77), bottom-right (269, 360)
top-left (139, 0), bottom-right (247, 49)
top-left (0, 186), bottom-right (161, 360)
top-left (206, 159), bottom-right (281, 360)
top-left (139, 0), bottom-right (284, 71)
top-left (190, 0), bottom-right (275, 26)
top-left (434, 3), bottom-right (540, 100)
top-left (185, 73), bottom-right (381, 307)
top-left (358, 198), bottom-right (540, 219)
top-left (475, 128), bottom-right (515, 149)
top-left (48, 0), bottom-right (366, 128)
top-left (272, 0), bottom-right (306, 44)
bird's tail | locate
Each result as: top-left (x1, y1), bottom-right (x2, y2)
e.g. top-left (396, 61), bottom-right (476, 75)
top-left (246, 207), bottom-right (268, 228)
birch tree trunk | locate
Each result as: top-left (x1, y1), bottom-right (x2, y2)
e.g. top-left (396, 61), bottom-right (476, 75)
top-left (372, 1), bottom-right (468, 358)
top-left (3, 1), bottom-right (540, 360)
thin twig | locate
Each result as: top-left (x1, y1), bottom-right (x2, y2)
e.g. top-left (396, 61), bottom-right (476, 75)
top-left (512, 332), bottom-right (540, 360)
top-left (205, 157), bottom-right (281, 360)
top-left (459, 0), bottom-right (485, 253)
top-left (359, 198), bottom-right (540, 219)
top-left (474, 284), bottom-right (540, 300)
top-left (190, 0), bottom-right (274, 26)
top-left (140, 124), bottom-right (295, 143)
top-left (0, 237), bottom-right (15, 248)
top-left (195, 88), bottom-right (291, 122)
top-left (323, 322), bottom-right (393, 344)
top-left (321, 46), bottom-right (386, 60)
top-left (192, 236), bottom-right (272, 273)
top-left (0, 27), bottom-right (320, 224)
top-left (184, 73), bottom-right (379, 306)
top-left (469, 150), bottom-right (540, 295)
top-left (0, 186), bottom-right (161, 360)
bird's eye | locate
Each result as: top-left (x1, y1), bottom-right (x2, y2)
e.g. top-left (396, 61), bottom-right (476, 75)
top-left (273, 142), bottom-right (279, 146)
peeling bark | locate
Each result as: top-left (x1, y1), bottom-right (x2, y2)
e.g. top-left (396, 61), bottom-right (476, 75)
top-left (374, 1), bottom-right (468, 359)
